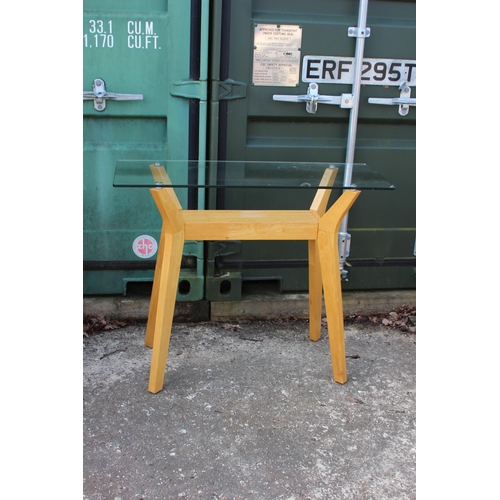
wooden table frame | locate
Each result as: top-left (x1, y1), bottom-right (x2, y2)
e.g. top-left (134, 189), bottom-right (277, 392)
top-left (145, 165), bottom-right (360, 393)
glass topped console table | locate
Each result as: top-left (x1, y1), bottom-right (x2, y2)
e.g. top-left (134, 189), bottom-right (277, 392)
top-left (114, 160), bottom-right (394, 394)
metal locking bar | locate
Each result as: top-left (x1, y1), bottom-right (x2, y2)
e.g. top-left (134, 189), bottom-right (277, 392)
top-left (368, 81), bottom-right (416, 116)
top-left (273, 83), bottom-right (353, 114)
top-left (83, 78), bottom-right (143, 111)
top-left (338, 0), bottom-right (370, 280)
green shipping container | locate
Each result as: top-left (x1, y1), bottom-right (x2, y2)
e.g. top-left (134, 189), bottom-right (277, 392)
top-left (83, 0), bottom-right (415, 300)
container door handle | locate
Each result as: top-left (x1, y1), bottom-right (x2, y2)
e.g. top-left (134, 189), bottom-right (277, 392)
top-left (273, 83), bottom-right (353, 114)
top-left (83, 78), bottom-right (143, 111)
top-left (368, 81), bottom-right (416, 116)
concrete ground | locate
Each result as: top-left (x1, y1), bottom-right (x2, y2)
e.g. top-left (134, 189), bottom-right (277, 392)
top-left (83, 291), bottom-right (416, 500)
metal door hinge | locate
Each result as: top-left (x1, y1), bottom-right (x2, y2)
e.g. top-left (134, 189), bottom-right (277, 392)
top-left (273, 83), bottom-right (353, 114)
top-left (170, 80), bottom-right (208, 100)
top-left (368, 81), bottom-right (416, 116)
top-left (211, 79), bottom-right (247, 101)
top-left (83, 78), bottom-right (143, 111)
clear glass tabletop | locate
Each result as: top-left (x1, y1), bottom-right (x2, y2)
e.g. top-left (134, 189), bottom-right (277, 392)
top-left (113, 160), bottom-right (395, 190)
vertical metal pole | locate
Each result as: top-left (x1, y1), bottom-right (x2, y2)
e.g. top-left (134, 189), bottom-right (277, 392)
top-left (197, 0), bottom-right (210, 210)
top-left (339, 0), bottom-right (369, 280)
top-left (193, 0), bottom-right (210, 290)
top-left (206, 0), bottom-right (223, 209)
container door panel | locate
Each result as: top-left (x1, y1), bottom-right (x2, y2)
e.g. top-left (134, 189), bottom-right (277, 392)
top-left (83, 0), bottom-right (200, 296)
top-left (213, 0), bottom-right (415, 292)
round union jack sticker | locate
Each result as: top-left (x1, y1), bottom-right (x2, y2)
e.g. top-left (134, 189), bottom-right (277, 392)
top-left (132, 235), bottom-right (158, 259)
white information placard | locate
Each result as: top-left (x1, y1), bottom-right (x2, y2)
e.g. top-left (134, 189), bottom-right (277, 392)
top-left (252, 24), bottom-right (302, 87)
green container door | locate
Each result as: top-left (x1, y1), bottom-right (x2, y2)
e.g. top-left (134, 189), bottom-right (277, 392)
top-left (83, 0), bottom-right (204, 298)
top-left (208, 0), bottom-right (416, 295)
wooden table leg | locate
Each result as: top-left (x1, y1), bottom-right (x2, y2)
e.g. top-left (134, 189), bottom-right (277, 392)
top-left (308, 167), bottom-right (338, 341)
top-left (308, 240), bottom-right (323, 341)
top-left (148, 229), bottom-right (184, 393)
top-left (318, 190), bottom-right (360, 383)
top-left (145, 228), bottom-right (166, 349)
top-left (146, 186), bottom-right (185, 394)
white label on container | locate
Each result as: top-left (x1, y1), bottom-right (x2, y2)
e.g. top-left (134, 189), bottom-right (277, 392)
top-left (252, 24), bottom-right (302, 87)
